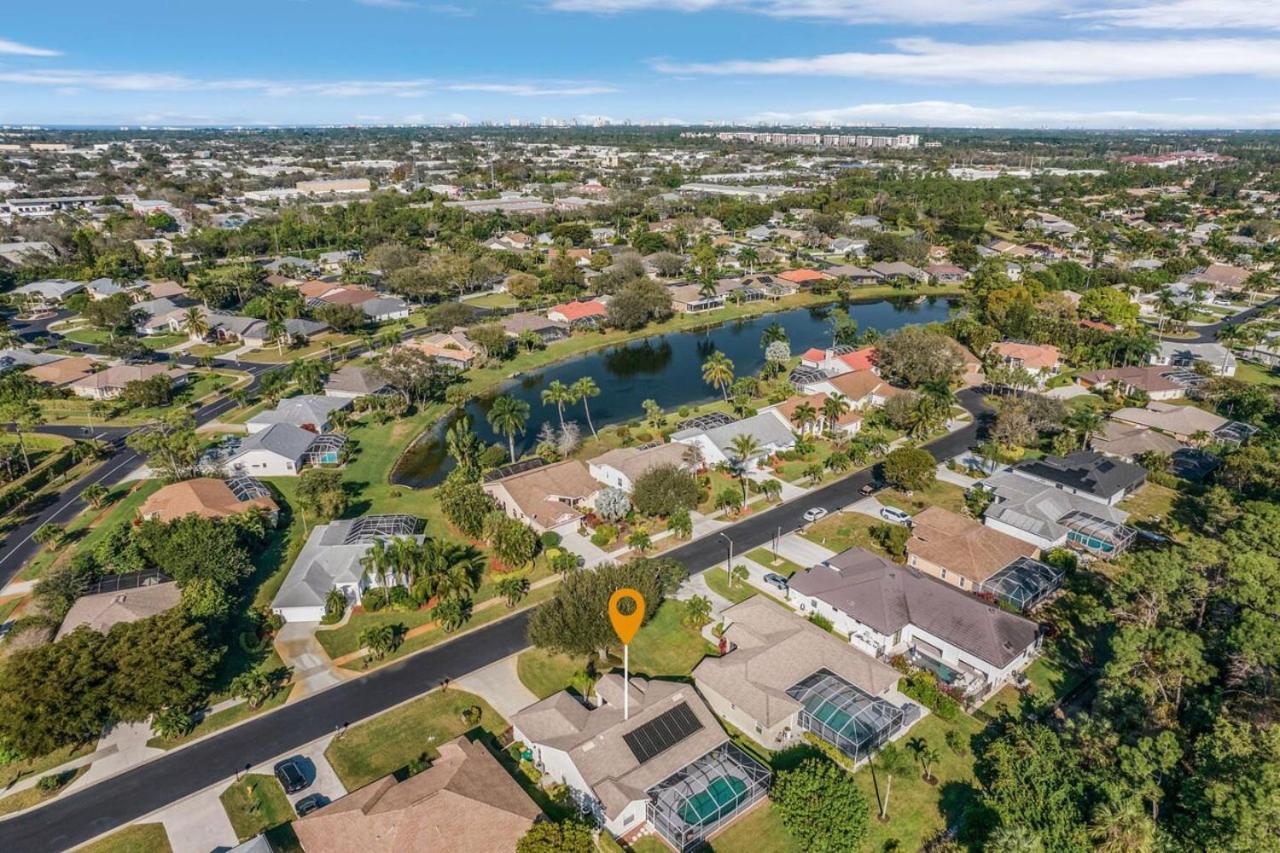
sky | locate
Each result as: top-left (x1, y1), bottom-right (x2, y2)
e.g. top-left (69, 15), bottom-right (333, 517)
top-left (1, 0), bottom-right (1279, 129)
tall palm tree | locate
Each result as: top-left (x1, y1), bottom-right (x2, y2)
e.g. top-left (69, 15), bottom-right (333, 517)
top-left (446, 414), bottom-right (484, 481)
top-left (487, 395), bottom-right (530, 463)
top-left (738, 246), bottom-right (758, 272)
top-left (1068, 408), bottom-right (1104, 449)
top-left (1088, 799), bottom-right (1155, 853)
top-left (261, 289), bottom-right (294, 356)
top-left (760, 322), bottom-right (788, 349)
top-left (181, 307), bottom-right (209, 341)
top-left (728, 432), bottom-right (761, 503)
top-left (821, 393), bottom-right (850, 439)
top-left (790, 401), bottom-right (819, 436)
top-left (540, 380), bottom-right (574, 432)
top-left (701, 351), bottom-right (735, 401)
top-left (360, 538), bottom-right (393, 591)
top-left (1, 400), bottom-right (40, 473)
top-left (1155, 287), bottom-right (1177, 333)
top-left (571, 376), bottom-right (600, 438)
top-left (409, 539), bottom-right (483, 603)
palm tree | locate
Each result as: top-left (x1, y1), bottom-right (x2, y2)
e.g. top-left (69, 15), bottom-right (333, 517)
top-left (540, 380), bottom-right (574, 432)
top-left (496, 575), bottom-right (530, 608)
top-left (821, 393), bottom-right (851, 438)
top-left (1068, 408), bottom-right (1104, 449)
top-left (1, 399), bottom-right (41, 473)
top-left (487, 395), bottom-right (530, 463)
top-left (432, 597), bottom-right (472, 633)
top-left (906, 737), bottom-right (940, 783)
top-left (986, 826), bottom-right (1044, 853)
top-left (872, 742), bottom-right (912, 821)
top-left (1088, 799), bottom-right (1155, 853)
top-left (82, 483), bottom-right (109, 510)
top-left (410, 539), bottom-right (484, 604)
top-left (261, 289), bottom-right (294, 356)
top-left (698, 280), bottom-right (718, 300)
top-left (738, 246), bottom-right (759, 272)
top-left (571, 376), bottom-right (600, 438)
top-left (760, 322), bottom-right (788, 349)
top-left (360, 538), bottom-right (395, 591)
top-left (182, 307), bottom-right (209, 341)
top-left (728, 432), bottom-right (761, 503)
top-left (701, 351), bottom-right (735, 401)
top-left (790, 401), bottom-right (819, 436)
top-left (446, 414), bottom-right (484, 481)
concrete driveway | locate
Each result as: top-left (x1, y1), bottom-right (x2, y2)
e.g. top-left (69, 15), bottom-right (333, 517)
top-left (452, 653), bottom-right (539, 717)
top-left (276, 623), bottom-right (346, 699)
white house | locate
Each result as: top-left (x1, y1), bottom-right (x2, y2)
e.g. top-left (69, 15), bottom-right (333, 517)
top-left (669, 411), bottom-right (795, 470)
top-left (224, 423), bottom-right (320, 477)
top-left (787, 548), bottom-right (1043, 700)
top-left (586, 444), bottom-right (691, 493)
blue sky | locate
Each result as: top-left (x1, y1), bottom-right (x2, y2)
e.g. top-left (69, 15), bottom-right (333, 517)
top-left (2, 0), bottom-right (1279, 128)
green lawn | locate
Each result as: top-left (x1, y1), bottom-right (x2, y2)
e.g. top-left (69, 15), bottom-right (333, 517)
top-left (628, 601), bottom-right (715, 678)
top-left (1118, 482), bottom-right (1179, 529)
top-left (876, 480), bottom-right (968, 516)
top-left (324, 690), bottom-right (506, 790)
top-left (141, 333), bottom-right (187, 350)
top-left (802, 512), bottom-right (894, 559)
top-left (708, 800), bottom-right (799, 852)
top-left (147, 687), bottom-right (290, 750)
top-left (219, 774), bottom-right (295, 842)
top-left (238, 334), bottom-right (361, 364)
top-left (517, 648), bottom-right (584, 699)
top-left (0, 742), bottom-right (94, 790)
top-left (0, 766), bottom-right (90, 816)
top-left (79, 823), bottom-right (172, 853)
top-left (61, 327), bottom-right (112, 345)
top-left (703, 568), bottom-right (758, 605)
top-left (745, 548), bottom-right (806, 578)
top-left (1235, 360), bottom-right (1280, 387)
top-left (20, 479), bottom-right (162, 581)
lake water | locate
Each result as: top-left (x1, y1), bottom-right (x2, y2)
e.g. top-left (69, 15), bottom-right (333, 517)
top-left (392, 296), bottom-right (958, 487)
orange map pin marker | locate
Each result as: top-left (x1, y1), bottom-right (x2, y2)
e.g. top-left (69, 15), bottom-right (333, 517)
top-left (608, 588), bottom-right (645, 645)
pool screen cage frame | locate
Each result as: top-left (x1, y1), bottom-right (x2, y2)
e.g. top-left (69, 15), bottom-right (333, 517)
top-left (645, 742), bottom-right (771, 852)
top-left (978, 556), bottom-right (1065, 611)
top-left (786, 668), bottom-right (905, 764)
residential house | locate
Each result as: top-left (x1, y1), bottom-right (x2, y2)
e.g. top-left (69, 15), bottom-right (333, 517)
top-left (1185, 262), bottom-right (1249, 292)
top-left (588, 444), bottom-right (692, 493)
top-left (324, 365), bottom-right (392, 399)
top-left (501, 312), bottom-right (569, 344)
top-left (293, 736), bottom-right (540, 853)
top-left (24, 356), bottom-right (97, 388)
top-left (1090, 420), bottom-right (1184, 462)
top-left (1076, 365), bottom-right (1191, 401)
top-left (69, 364), bottom-right (189, 401)
top-left (409, 329), bottom-right (480, 369)
top-left (762, 392), bottom-right (863, 437)
top-left (12, 279), bottom-right (84, 307)
top-left (85, 277), bottom-right (134, 301)
top-left (139, 476), bottom-right (279, 525)
top-left (990, 342), bottom-right (1062, 387)
top-left (0, 348), bottom-right (60, 373)
top-left (777, 268), bottom-right (833, 287)
top-left (801, 369), bottom-right (904, 411)
top-left (548, 299), bottom-right (608, 326)
top-left (693, 597), bottom-right (910, 760)
top-left (924, 264), bottom-right (969, 284)
top-left (270, 515), bottom-right (424, 621)
top-left (788, 548), bottom-right (1043, 699)
top-left (1153, 341), bottom-right (1237, 377)
top-left (317, 249), bottom-right (361, 273)
top-left (798, 345), bottom-right (878, 376)
top-left (1005, 451), bottom-right (1146, 507)
top-left (905, 507), bottom-right (1039, 593)
top-left (360, 295), bottom-right (411, 323)
top-left (512, 675), bottom-right (771, 850)
top-left (668, 282), bottom-right (725, 314)
top-left (869, 261), bottom-right (928, 284)
top-left (483, 460), bottom-right (599, 533)
top-left (670, 411), bottom-right (795, 470)
top-left (56, 577), bottom-right (181, 641)
top-left (247, 394), bottom-right (351, 434)
top-left (824, 264), bottom-right (880, 285)
top-left (224, 423), bottom-right (343, 478)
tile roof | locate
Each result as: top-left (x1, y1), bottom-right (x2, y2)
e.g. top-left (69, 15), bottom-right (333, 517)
top-left (693, 597), bottom-right (900, 728)
top-left (140, 478), bottom-right (278, 524)
top-left (293, 737), bottom-right (539, 853)
top-left (549, 300), bottom-right (607, 321)
top-left (826, 369), bottom-right (902, 402)
top-left (56, 582), bottom-right (180, 640)
top-left (588, 444), bottom-right (690, 484)
top-left (789, 548), bottom-right (1039, 668)
top-left (906, 507), bottom-right (1039, 584)
top-left (484, 460), bottom-right (599, 529)
top-left (992, 341), bottom-right (1061, 370)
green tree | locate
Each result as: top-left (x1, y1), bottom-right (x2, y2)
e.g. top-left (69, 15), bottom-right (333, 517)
top-left (881, 447), bottom-right (937, 492)
top-left (516, 820), bottom-right (594, 853)
top-left (701, 351), bottom-right (735, 401)
top-left (496, 575), bottom-right (531, 608)
top-left (431, 597), bottom-right (473, 633)
top-left (81, 482), bottom-right (110, 510)
top-left (728, 432), bottom-right (761, 503)
top-left (295, 469), bottom-right (347, 523)
top-left (487, 395), bottom-right (530, 463)
top-left (631, 464), bottom-right (700, 516)
top-left (359, 623), bottom-right (403, 660)
top-left (771, 757), bottom-right (870, 853)
top-left (540, 380), bottom-right (574, 432)
top-left (873, 741), bottom-right (912, 821)
top-left (571, 376), bottom-right (600, 438)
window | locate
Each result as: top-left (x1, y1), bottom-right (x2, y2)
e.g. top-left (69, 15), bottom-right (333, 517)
top-left (940, 569), bottom-right (947, 580)
top-left (623, 814), bottom-right (635, 827)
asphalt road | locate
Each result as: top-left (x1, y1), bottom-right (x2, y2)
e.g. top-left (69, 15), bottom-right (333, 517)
top-left (1160, 294), bottom-right (1280, 343)
top-left (0, 390), bottom-right (991, 852)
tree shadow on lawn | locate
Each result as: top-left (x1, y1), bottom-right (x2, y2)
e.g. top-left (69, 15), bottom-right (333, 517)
top-left (939, 779), bottom-right (993, 850)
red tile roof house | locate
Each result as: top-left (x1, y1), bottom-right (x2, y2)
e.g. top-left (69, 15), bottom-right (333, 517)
top-left (762, 392), bottom-right (863, 438)
top-left (990, 342), bottom-right (1062, 387)
top-left (799, 346), bottom-right (878, 375)
top-left (547, 299), bottom-right (607, 326)
top-left (778, 268), bottom-right (834, 286)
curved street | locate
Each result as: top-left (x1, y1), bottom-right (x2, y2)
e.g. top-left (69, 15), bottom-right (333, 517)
top-left (0, 391), bottom-right (992, 852)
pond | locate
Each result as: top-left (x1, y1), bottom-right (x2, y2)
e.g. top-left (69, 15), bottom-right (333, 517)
top-left (392, 296), bottom-right (958, 487)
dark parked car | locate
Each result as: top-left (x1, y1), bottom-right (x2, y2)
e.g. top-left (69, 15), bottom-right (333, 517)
top-left (860, 481), bottom-right (882, 496)
top-left (295, 793), bottom-right (326, 816)
top-left (274, 759), bottom-right (309, 794)
top-left (763, 573), bottom-right (789, 592)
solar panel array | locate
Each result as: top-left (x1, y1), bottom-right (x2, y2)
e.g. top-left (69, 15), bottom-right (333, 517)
top-left (623, 702), bottom-right (704, 764)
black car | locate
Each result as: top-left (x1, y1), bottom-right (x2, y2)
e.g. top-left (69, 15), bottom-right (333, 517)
top-left (274, 759), bottom-right (309, 794)
top-left (295, 793), bottom-right (326, 816)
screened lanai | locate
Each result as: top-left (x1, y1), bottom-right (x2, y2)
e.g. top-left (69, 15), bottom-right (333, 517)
top-left (786, 669), bottom-right (905, 764)
top-left (645, 743), bottom-right (771, 852)
top-left (978, 556), bottom-right (1064, 611)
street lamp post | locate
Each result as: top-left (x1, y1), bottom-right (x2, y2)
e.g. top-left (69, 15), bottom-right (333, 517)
top-left (718, 532), bottom-right (733, 576)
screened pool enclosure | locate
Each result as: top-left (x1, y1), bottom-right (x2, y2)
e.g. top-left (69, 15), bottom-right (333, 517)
top-left (786, 669), bottom-right (905, 764)
top-left (645, 743), bottom-right (770, 852)
top-left (978, 556), bottom-right (1064, 611)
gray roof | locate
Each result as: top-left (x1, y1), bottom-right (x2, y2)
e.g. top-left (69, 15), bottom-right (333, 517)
top-left (232, 422), bottom-right (318, 462)
top-left (324, 365), bottom-right (390, 395)
top-left (13, 279), bottom-right (84, 299)
top-left (271, 517), bottom-right (424, 610)
top-left (86, 277), bottom-right (130, 296)
top-left (671, 411), bottom-right (794, 455)
top-left (249, 395), bottom-right (350, 430)
top-left (693, 596), bottom-right (900, 728)
top-left (0, 348), bottom-right (60, 372)
top-left (788, 548), bottom-right (1039, 668)
top-left (134, 297), bottom-right (180, 319)
top-left (360, 296), bottom-right (409, 318)
top-left (981, 469), bottom-right (1129, 542)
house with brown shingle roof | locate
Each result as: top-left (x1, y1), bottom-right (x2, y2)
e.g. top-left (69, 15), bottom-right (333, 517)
top-left (483, 460), bottom-right (599, 533)
top-left (587, 444), bottom-right (691, 493)
top-left (800, 368), bottom-right (904, 410)
top-left (24, 356), bottom-right (98, 388)
top-left (293, 736), bottom-right (540, 853)
top-left (905, 506), bottom-right (1039, 591)
top-left (69, 364), bottom-right (189, 401)
top-left (56, 581), bottom-right (181, 640)
top-left (139, 477), bottom-right (279, 524)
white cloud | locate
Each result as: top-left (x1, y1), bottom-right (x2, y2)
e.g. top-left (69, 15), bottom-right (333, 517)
top-left (742, 99), bottom-right (1280, 129)
top-left (0, 37), bottom-right (61, 57)
top-left (655, 37), bottom-right (1280, 84)
top-left (548, 0), bottom-right (1055, 25)
top-left (444, 82), bottom-right (619, 96)
top-left (1069, 0), bottom-right (1280, 30)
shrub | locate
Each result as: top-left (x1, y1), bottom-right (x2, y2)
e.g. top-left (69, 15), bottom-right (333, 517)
top-left (593, 487), bottom-right (632, 523)
top-left (771, 757), bottom-right (870, 852)
top-left (387, 586), bottom-right (415, 610)
top-left (871, 522), bottom-right (910, 559)
top-left (590, 524), bottom-right (617, 548)
top-left (361, 588), bottom-right (389, 612)
top-left (540, 531), bottom-right (562, 549)
top-left (881, 447), bottom-right (937, 492)
top-left (901, 668), bottom-right (962, 720)
top-left (632, 464), bottom-right (700, 516)
top-left (808, 612), bottom-right (835, 634)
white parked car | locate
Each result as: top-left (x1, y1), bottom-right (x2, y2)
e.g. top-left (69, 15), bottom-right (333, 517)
top-left (879, 506), bottom-right (912, 525)
top-left (803, 507), bottom-right (828, 523)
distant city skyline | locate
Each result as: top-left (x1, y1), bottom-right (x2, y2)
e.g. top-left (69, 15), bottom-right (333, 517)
top-left (3, 1), bottom-right (1280, 129)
